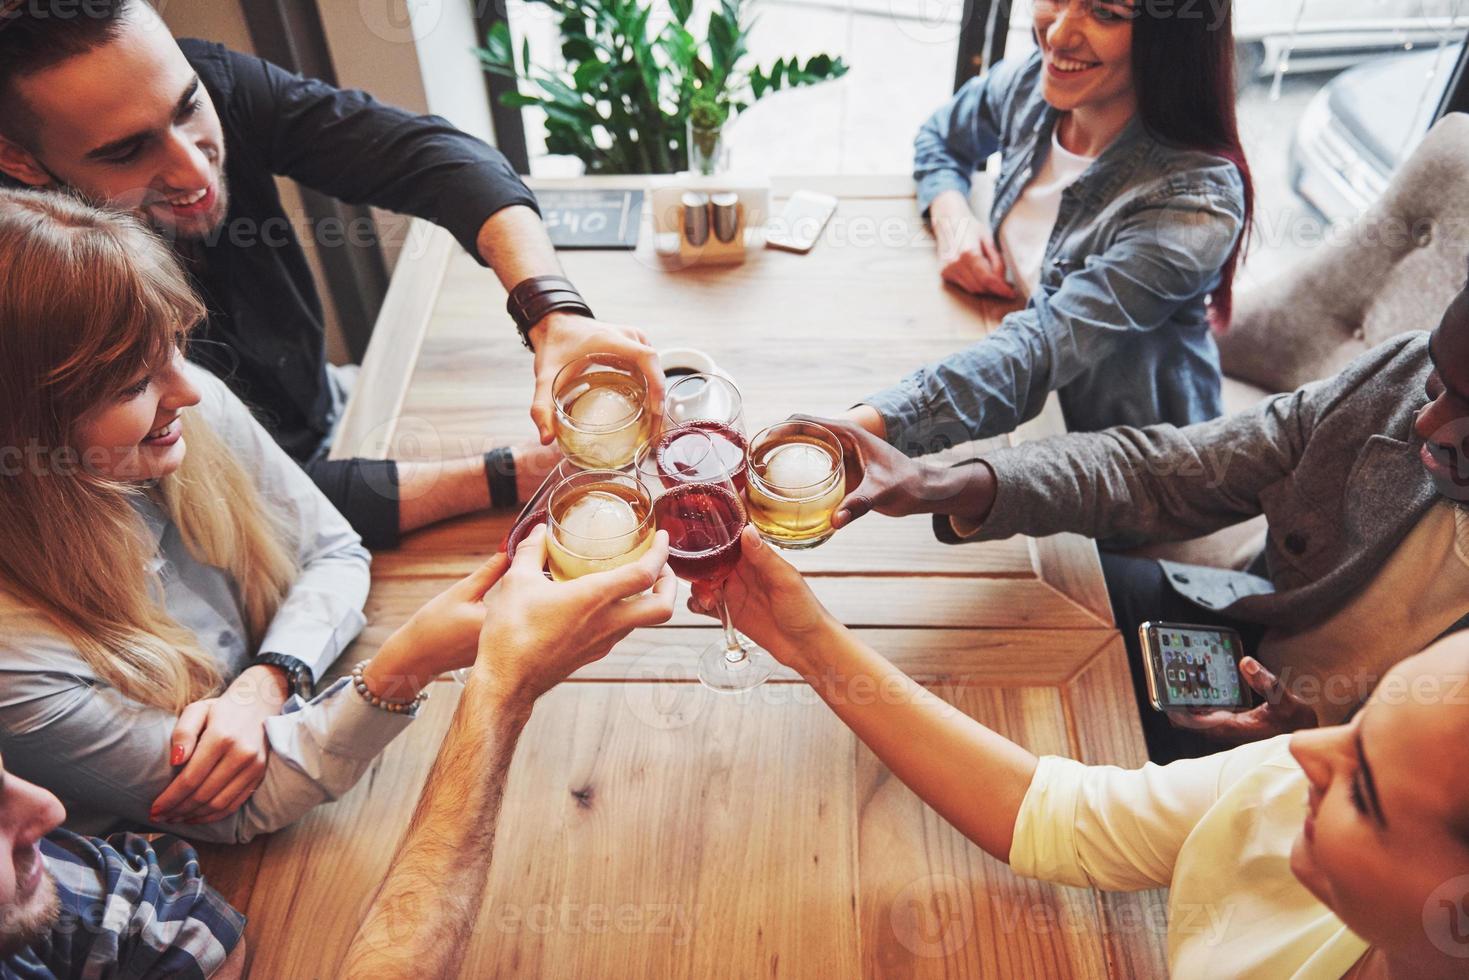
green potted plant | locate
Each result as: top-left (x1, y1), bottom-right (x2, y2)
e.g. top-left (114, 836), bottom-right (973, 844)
top-left (477, 0), bottom-right (848, 175)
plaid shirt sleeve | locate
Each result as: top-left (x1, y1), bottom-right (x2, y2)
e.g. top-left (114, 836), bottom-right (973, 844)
top-left (4, 830), bottom-right (244, 980)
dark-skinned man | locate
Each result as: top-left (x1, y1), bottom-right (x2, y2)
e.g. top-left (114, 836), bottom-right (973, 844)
top-left (814, 267), bottom-right (1469, 762)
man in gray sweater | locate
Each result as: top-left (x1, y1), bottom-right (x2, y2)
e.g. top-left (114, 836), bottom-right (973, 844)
top-left (816, 275), bottom-right (1469, 761)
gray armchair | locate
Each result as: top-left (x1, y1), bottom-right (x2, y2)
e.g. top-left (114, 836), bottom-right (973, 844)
top-left (1222, 111), bottom-right (1469, 403)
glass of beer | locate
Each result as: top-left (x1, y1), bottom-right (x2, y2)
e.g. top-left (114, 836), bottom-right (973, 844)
top-left (744, 420), bottom-right (845, 549)
top-left (552, 353), bottom-right (654, 470)
top-left (545, 469), bottom-right (655, 581)
top-left (457, 461), bottom-right (636, 685)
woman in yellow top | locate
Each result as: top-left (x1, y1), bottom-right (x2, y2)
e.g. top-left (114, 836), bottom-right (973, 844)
top-left (694, 527), bottom-right (1469, 978)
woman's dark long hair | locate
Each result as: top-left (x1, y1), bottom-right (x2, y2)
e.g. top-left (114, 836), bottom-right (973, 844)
top-left (1131, 2), bottom-right (1253, 330)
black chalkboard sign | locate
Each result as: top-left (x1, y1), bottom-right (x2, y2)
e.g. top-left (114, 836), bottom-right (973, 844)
top-left (535, 189), bottom-right (643, 250)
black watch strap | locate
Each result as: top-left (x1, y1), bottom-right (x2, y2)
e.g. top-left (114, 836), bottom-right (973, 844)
top-left (506, 275), bottom-right (593, 351)
top-left (256, 653), bottom-right (317, 700)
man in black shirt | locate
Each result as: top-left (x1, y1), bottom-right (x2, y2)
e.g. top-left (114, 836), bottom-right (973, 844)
top-left (0, 0), bottom-right (662, 549)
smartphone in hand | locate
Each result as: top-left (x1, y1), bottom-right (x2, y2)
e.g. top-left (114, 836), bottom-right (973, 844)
top-left (1139, 621), bottom-right (1253, 713)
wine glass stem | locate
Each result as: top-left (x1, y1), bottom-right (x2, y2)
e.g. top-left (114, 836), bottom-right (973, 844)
top-left (715, 588), bottom-right (747, 665)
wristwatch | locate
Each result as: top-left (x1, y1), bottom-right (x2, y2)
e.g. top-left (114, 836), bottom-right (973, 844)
top-left (255, 652), bottom-right (316, 700)
top-left (505, 275), bottom-right (594, 351)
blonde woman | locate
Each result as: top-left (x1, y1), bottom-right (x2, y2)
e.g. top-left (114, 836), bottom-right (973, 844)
top-left (0, 189), bottom-right (676, 843)
top-left (697, 529), bottom-right (1469, 977)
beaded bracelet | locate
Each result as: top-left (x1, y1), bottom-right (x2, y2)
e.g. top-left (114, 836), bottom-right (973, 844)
top-left (351, 659), bottom-right (429, 715)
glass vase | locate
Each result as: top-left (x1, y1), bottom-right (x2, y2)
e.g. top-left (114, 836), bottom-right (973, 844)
top-left (687, 119), bottom-right (727, 176)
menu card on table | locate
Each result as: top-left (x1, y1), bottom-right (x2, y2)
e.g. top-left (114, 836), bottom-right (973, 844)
top-left (536, 188), bottom-right (643, 250)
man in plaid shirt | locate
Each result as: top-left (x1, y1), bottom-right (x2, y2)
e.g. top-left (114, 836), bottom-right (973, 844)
top-left (0, 751), bottom-right (245, 979)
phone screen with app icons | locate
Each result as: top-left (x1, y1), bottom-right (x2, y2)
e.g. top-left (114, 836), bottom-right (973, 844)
top-left (1145, 625), bottom-right (1248, 710)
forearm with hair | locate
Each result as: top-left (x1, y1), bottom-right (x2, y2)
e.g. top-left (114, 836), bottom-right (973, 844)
top-left (342, 674), bottom-right (533, 977)
top-left (396, 457), bottom-right (491, 535)
top-left (474, 206), bottom-right (575, 351)
top-left (476, 205), bottom-right (563, 293)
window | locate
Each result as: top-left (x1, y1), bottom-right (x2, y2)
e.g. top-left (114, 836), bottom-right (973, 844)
top-left (495, 0), bottom-right (1469, 258)
top-left (500, 0), bottom-right (961, 175)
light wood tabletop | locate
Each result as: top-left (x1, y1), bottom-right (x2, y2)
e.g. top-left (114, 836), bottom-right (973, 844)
top-left (198, 176), bottom-right (1169, 978)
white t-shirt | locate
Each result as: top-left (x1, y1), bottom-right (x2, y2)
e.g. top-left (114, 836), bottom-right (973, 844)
top-left (1012, 736), bottom-right (1369, 978)
top-left (997, 128), bottom-right (1096, 297)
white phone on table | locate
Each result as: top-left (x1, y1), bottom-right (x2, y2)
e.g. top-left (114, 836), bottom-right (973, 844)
top-left (766, 190), bottom-right (838, 254)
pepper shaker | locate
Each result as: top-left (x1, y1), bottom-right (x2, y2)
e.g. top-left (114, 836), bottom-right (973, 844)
top-left (710, 192), bottom-right (740, 244)
top-left (681, 191), bottom-right (710, 247)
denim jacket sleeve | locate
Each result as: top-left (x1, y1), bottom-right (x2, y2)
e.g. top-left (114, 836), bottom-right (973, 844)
top-left (913, 58), bottom-right (1027, 216)
top-left (865, 175), bottom-right (1244, 454)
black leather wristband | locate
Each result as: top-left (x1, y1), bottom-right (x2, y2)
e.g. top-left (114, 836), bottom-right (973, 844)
top-left (485, 446), bottom-right (518, 509)
top-left (255, 653), bottom-right (317, 700)
top-left (506, 275), bottom-right (593, 351)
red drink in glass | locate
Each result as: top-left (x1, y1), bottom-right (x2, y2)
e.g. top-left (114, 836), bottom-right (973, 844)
top-left (654, 421), bottom-right (748, 492)
top-left (498, 459), bottom-right (579, 561)
top-left (502, 508), bottom-right (548, 559)
top-left (653, 483), bottom-right (745, 583)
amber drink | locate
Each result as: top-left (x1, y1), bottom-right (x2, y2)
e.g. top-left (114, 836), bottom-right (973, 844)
top-left (552, 353), bottom-right (653, 470)
top-left (744, 421), bottom-right (844, 549)
top-left (546, 470), bottom-right (654, 581)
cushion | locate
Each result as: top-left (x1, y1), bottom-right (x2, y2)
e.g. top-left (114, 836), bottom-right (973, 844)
top-left (1219, 112), bottom-right (1469, 395)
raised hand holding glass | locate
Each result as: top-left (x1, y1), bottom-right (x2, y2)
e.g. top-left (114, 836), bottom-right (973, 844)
top-left (649, 430), bottom-right (775, 692)
top-left (744, 420), bottom-right (845, 549)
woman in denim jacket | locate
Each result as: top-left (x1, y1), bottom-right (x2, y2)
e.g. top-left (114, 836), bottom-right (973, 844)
top-left (851, 0), bottom-right (1252, 456)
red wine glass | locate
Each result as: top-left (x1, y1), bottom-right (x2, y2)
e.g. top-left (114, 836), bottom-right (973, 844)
top-left (657, 373), bottom-right (749, 492)
top-left (649, 431), bottom-right (774, 692)
top-left (664, 372), bottom-right (745, 433)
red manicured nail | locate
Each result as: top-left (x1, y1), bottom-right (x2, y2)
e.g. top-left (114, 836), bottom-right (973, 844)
top-left (170, 745), bottom-right (185, 766)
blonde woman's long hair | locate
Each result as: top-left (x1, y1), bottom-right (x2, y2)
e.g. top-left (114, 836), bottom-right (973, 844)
top-left (0, 189), bottom-right (297, 714)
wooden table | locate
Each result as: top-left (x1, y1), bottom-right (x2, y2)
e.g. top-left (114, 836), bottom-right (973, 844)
top-left (200, 176), bottom-right (1168, 978)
